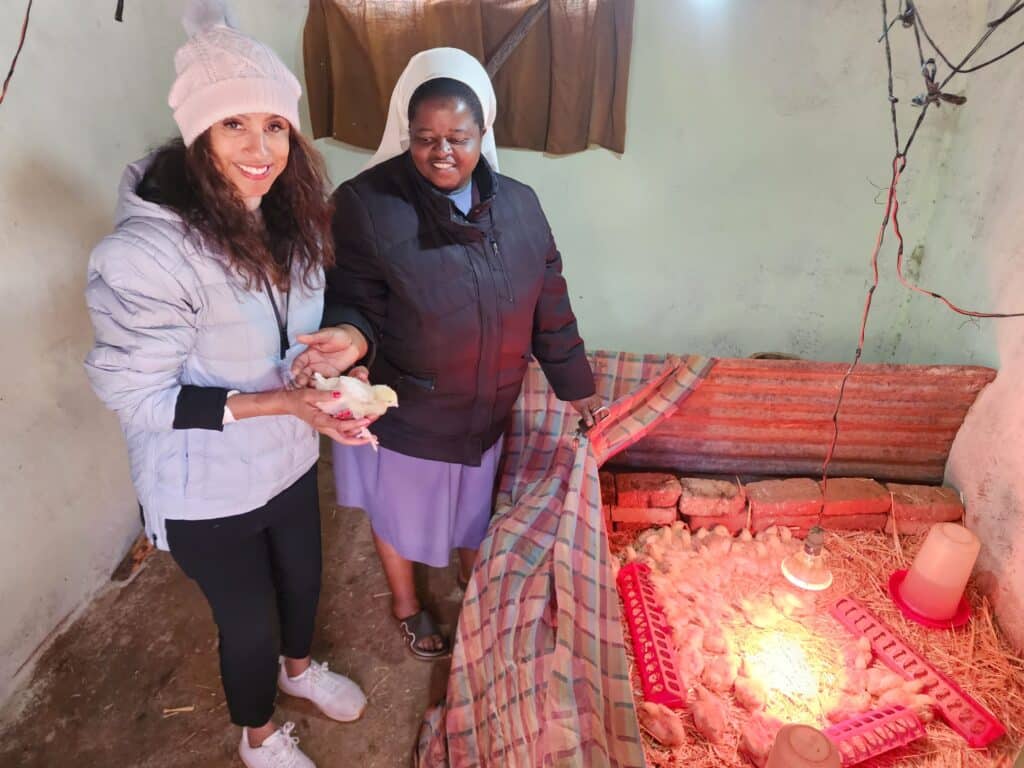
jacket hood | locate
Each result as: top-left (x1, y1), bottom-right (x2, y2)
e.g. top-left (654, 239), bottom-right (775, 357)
top-left (113, 153), bottom-right (184, 229)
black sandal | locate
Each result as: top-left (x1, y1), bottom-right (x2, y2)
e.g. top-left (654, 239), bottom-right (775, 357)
top-left (398, 610), bottom-right (450, 660)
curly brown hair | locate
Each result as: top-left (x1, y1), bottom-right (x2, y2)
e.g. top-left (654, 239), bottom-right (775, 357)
top-left (138, 128), bottom-right (334, 291)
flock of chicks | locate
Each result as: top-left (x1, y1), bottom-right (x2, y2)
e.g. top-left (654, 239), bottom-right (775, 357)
top-left (613, 522), bottom-right (938, 766)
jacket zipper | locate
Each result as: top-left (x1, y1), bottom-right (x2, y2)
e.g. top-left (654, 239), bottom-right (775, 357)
top-left (489, 237), bottom-right (514, 304)
top-left (397, 372), bottom-right (436, 391)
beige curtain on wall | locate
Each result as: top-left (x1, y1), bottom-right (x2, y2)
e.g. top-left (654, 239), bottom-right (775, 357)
top-left (304, 0), bottom-right (634, 155)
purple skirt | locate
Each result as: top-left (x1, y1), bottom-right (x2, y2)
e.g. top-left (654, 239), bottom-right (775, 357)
top-left (331, 437), bottom-right (503, 567)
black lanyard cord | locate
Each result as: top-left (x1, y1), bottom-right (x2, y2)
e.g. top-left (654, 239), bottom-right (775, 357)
top-left (261, 274), bottom-right (290, 361)
top-left (262, 249), bottom-right (294, 361)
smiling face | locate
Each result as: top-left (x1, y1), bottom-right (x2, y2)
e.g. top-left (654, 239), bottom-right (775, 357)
top-left (207, 113), bottom-right (290, 210)
top-left (408, 97), bottom-right (483, 192)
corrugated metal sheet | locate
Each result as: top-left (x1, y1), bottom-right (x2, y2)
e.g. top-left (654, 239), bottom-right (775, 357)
top-left (611, 359), bottom-right (996, 483)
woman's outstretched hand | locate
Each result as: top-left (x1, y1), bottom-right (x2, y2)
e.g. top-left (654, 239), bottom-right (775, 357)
top-left (280, 387), bottom-right (376, 446)
top-left (291, 324), bottom-right (369, 387)
top-left (570, 393), bottom-right (609, 429)
top-left (227, 388), bottom-right (376, 446)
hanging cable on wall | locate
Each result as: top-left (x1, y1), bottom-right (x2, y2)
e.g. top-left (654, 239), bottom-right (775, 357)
top-left (819, 0), bottom-right (1024, 511)
top-left (0, 0), bottom-right (33, 108)
top-left (914, 0), bottom-right (1024, 75)
top-left (877, 0), bottom-right (1024, 323)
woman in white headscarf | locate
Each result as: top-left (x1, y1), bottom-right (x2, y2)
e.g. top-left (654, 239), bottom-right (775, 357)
top-left (292, 48), bottom-right (606, 658)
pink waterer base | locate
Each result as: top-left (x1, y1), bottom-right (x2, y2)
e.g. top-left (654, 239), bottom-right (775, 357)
top-left (888, 569), bottom-right (971, 630)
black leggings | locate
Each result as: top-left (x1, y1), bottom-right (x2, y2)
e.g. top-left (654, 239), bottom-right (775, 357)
top-left (166, 465), bottom-right (322, 727)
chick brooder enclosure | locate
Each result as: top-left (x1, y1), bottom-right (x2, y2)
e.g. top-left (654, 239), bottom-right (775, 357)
top-left (597, 358), bottom-right (1022, 767)
top-left (608, 520), bottom-right (1023, 767)
top-left (415, 354), bottom-right (1021, 768)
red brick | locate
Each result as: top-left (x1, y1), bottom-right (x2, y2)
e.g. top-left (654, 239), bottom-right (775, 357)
top-left (617, 473), bottom-right (682, 508)
top-left (599, 471), bottom-right (617, 506)
top-left (687, 511), bottom-right (749, 535)
top-left (820, 513), bottom-right (887, 532)
top-left (886, 483), bottom-right (964, 523)
top-left (747, 478), bottom-right (822, 518)
top-left (610, 506), bottom-right (677, 526)
top-left (885, 517), bottom-right (939, 535)
top-left (821, 478), bottom-right (891, 517)
top-left (678, 478), bottom-right (745, 518)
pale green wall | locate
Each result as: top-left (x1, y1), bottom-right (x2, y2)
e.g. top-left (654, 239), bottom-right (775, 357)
top-left (277, 0), bottom-right (988, 364)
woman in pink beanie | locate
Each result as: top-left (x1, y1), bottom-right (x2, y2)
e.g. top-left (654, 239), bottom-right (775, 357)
top-left (84, 2), bottom-right (373, 766)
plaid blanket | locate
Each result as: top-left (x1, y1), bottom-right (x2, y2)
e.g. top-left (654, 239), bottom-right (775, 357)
top-left (415, 351), bottom-right (713, 767)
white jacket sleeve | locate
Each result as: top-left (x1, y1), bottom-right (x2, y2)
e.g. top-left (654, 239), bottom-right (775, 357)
top-left (83, 234), bottom-right (198, 432)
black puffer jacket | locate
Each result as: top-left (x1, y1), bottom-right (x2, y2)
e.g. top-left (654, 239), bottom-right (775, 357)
top-left (322, 152), bottom-right (595, 465)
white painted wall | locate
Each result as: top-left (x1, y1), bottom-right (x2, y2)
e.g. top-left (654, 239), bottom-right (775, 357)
top-left (942, 1), bottom-right (1024, 652)
top-left (1, 0), bottom-right (1019, 707)
top-left (0, 1), bottom-right (187, 704)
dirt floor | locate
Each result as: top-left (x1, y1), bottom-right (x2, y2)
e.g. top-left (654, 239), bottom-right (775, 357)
top-left (0, 454), bottom-right (463, 768)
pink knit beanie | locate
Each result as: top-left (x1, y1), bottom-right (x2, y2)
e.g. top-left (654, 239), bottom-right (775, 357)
top-left (169, 0), bottom-right (302, 146)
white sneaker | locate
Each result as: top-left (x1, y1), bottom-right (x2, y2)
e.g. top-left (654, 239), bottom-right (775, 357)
top-left (278, 659), bottom-right (367, 722)
top-left (238, 722), bottom-right (315, 768)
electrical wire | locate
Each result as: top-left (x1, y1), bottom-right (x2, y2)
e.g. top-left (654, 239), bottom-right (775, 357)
top-left (819, 0), bottom-right (1024, 508)
top-left (913, 0), bottom-right (1024, 78)
top-left (0, 0), bottom-right (33, 107)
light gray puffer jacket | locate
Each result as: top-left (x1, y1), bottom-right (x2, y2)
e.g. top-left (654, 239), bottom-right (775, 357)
top-left (85, 156), bottom-right (323, 550)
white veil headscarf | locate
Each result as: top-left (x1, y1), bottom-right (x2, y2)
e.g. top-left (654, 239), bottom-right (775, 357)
top-left (365, 47), bottom-right (499, 172)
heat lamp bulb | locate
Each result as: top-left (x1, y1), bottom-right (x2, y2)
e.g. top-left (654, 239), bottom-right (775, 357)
top-left (781, 526), bottom-right (833, 591)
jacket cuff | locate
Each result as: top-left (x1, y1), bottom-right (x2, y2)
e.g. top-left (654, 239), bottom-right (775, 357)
top-left (542, 353), bottom-right (597, 402)
top-left (173, 385), bottom-right (229, 431)
top-left (321, 305), bottom-right (377, 368)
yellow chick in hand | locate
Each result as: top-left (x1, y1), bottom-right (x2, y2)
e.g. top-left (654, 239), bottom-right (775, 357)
top-left (312, 373), bottom-right (399, 419)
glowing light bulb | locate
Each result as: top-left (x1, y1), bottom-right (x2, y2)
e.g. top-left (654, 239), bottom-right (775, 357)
top-left (745, 634), bottom-right (819, 699)
top-left (782, 526), bottom-right (833, 591)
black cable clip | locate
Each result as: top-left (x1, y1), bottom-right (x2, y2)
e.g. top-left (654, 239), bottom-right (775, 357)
top-left (912, 58), bottom-right (967, 107)
top-left (878, 1), bottom-right (915, 42)
top-left (899, 1), bottom-right (916, 27)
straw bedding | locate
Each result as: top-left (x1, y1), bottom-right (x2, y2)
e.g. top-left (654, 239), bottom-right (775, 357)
top-left (609, 527), bottom-right (1024, 767)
